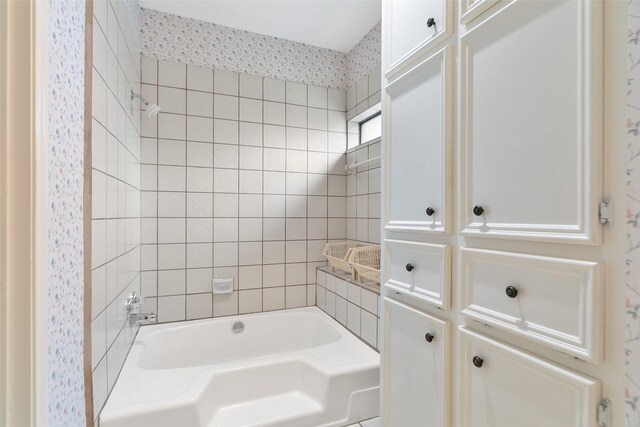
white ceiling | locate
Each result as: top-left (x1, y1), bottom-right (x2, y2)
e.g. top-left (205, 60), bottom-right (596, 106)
top-left (139, 0), bottom-right (381, 53)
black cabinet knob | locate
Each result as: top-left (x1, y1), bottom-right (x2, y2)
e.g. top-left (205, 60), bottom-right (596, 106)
top-left (405, 263), bottom-right (414, 272)
top-left (505, 285), bottom-right (519, 298)
top-left (472, 356), bottom-right (484, 368)
top-left (427, 17), bottom-right (436, 28)
top-left (425, 333), bottom-right (434, 343)
top-left (473, 205), bottom-right (485, 216)
top-left (426, 207), bottom-right (435, 216)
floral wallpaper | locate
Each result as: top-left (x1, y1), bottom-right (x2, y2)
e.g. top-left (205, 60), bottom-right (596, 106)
top-left (47, 0), bottom-right (87, 426)
top-left (628, 0), bottom-right (640, 425)
top-left (139, 7), bottom-right (381, 90)
top-left (346, 21), bottom-right (382, 87)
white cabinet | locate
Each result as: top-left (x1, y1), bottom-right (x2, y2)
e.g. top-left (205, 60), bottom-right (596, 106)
top-left (381, 0), bottom-right (612, 425)
top-left (459, 0), bottom-right (500, 24)
top-left (459, 0), bottom-right (603, 244)
top-left (461, 248), bottom-right (603, 362)
top-left (385, 47), bottom-right (452, 234)
top-left (459, 327), bottom-right (601, 427)
top-left (386, 0), bottom-right (452, 76)
top-left (382, 298), bottom-right (450, 427)
top-left (384, 239), bottom-right (450, 309)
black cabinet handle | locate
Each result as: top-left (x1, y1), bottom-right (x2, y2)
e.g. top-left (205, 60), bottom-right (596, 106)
top-left (472, 356), bottom-right (484, 368)
top-left (405, 263), bottom-right (414, 272)
top-left (425, 333), bottom-right (434, 343)
top-left (473, 205), bottom-right (485, 216)
top-left (427, 17), bottom-right (436, 28)
top-left (505, 286), bottom-right (519, 298)
top-left (426, 207), bottom-right (435, 216)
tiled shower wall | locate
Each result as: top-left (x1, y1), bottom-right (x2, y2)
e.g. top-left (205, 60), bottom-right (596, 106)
top-left (138, 58), bottom-right (348, 322)
top-left (346, 66), bottom-right (382, 245)
top-left (90, 0), bottom-right (142, 419)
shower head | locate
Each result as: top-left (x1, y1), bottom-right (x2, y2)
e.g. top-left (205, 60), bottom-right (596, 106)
top-left (145, 103), bottom-right (162, 118)
top-left (130, 90), bottom-right (162, 118)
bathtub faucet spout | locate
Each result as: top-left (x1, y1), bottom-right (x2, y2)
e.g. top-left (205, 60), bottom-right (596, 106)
top-left (125, 291), bottom-right (157, 325)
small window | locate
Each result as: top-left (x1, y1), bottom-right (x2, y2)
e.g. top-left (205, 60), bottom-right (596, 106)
top-left (359, 112), bottom-right (382, 145)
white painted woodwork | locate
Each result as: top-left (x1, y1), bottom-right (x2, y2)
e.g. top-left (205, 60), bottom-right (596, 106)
top-left (459, 0), bottom-right (603, 244)
top-left (386, 0), bottom-right (452, 77)
top-left (459, 0), bottom-right (500, 25)
top-left (384, 239), bottom-right (450, 309)
top-left (459, 327), bottom-right (601, 427)
top-left (461, 247), bottom-right (603, 362)
top-left (382, 298), bottom-right (450, 427)
top-left (381, 0), bottom-right (612, 425)
top-left (385, 47), bottom-right (452, 235)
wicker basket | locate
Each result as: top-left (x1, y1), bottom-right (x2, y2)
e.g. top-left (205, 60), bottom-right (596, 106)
top-left (323, 241), bottom-right (359, 276)
top-left (348, 245), bottom-right (381, 284)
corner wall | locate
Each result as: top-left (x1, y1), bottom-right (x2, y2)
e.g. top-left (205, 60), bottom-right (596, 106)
top-left (48, 0), bottom-right (87, 425)
top-left (89, 0), bottom-right (142, 420)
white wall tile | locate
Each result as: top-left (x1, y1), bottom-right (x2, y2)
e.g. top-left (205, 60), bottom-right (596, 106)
top-left (214, 69), bottom-right (239, 95)
top-left (308, 85), bottom-right (328, 109)
top-left (264, 78), bottom-right (285, 102)
top-left (239, 122), bottom-right (262, 146)
top-left (187, 193), bottom-right (213, 217)
top-left (187, 116), bottom-right (214, 142)
top-left (264, 125), bottom-right (285, 148)
top-left (214, 94), bottom-right (239, 120)
top-left (159, 60), bottom-right (186, 88)
top-left (187, 293), bottom-right (213, 320)
top-left (239, 98), bottom-right (262, 123)
top-left (286, 81), bottom-right (307, 105)
top-left (263, 287), bottom-right (285, 310)
top-left (239, 73), bottom-right (263, 99)
top-left (264, 101), bottom-right (285, 125)
top-left (158, 295), bottom-right (186, 322)
top-left (187, 64), bottom-right (213, 92)
top-left (158, 113), bottom-right (186, 140)
top-left (286, 285), bottom-right (307, 308)
top-left (187, 91), bottom-right (214, 117)
top-left (158, 86), bottom-right (186, 114)
top-left (214, 119), bottom-right (239, 144)
top-left (286, 104), bottom-right (308, 128)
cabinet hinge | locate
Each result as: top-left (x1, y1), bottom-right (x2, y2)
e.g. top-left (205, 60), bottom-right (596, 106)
top-left (597, 398), bottom-right (611, 427)
top-left (599, 197), bottom-right (613, 227)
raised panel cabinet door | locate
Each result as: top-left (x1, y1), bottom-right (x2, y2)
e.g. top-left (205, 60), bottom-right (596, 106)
top-left (385, 47), bottom-right (452, 234)
top-left (382, 298), bottom-right (451, 427)
top-left (459, 327), bottom-right (601, 427)
top-left (460, 0), bottom-right (603, 244)
top-left (386, 0), bottom-right (452, 77)
top-left (460, 247), bottom-right (603, 363)
top-left (384, 239), bottom-right (451, 309)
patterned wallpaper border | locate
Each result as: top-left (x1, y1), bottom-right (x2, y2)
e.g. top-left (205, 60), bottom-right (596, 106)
top-left (139, 7), bottom-right (380, 90)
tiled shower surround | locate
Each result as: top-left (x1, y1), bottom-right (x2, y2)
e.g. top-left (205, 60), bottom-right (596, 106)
top-left (138, 58), bottom-right (351, 322)
top-left (346, 66), bottom-right (382, 245)
top-left (90, 0), bottom-right (142, 419)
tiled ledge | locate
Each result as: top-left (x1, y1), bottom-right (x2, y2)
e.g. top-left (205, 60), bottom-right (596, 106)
top-left (317, 266), bottom-right (380, 295)
top-left (315, 266), bottom-right (380, 351)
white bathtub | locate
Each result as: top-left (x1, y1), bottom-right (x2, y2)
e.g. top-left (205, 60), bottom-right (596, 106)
top-left (99, 307), bottom-right (380, 427)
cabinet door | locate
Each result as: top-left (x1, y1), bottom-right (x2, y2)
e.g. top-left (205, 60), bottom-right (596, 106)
top-left (460, 0), bottom-right (500, 24)
top-left (459, 327), bottom-right (601, 427)
top-left (461, 247), bottom-right (603, 362)
top-left (460, 0), bottom-right (603, 244)
top-left (382, 298), bottom-right (450, 427)
top-left (386, 0), bottom-right (452, 77)
top-left (384, 239), bottom-right (450, 309)
top-left (385, 47), bottom-right (452, 235)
